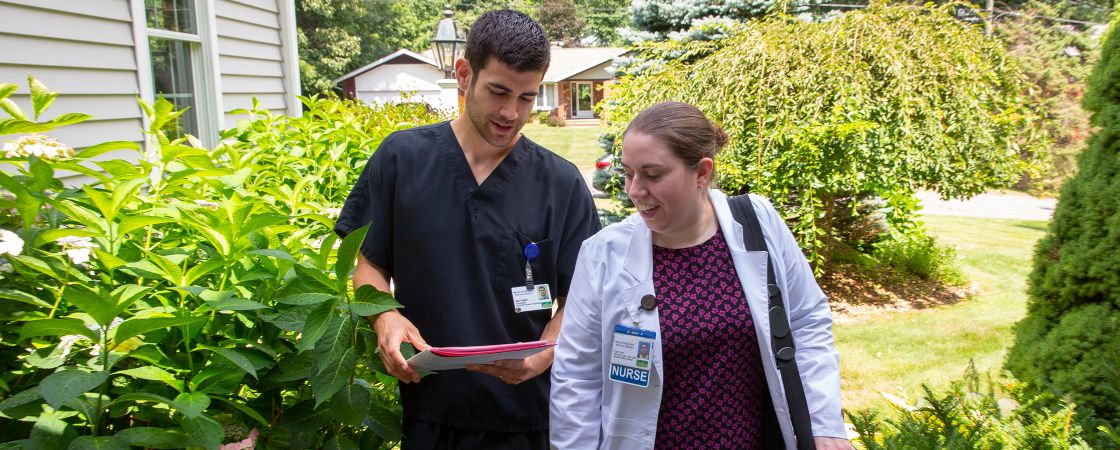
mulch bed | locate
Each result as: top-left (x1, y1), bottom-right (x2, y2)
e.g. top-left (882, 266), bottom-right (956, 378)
top-left (818, 263), bottom-right (976, 322)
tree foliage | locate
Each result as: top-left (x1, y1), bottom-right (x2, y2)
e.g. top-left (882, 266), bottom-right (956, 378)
top-left (629, 0), bottom-right (818, 36)
top-left (297, 0), bottom-right (442, 96)
top-left (995, 1), bottom-right (1104, 192)
top-left (602, 3), bottom-right (1044, 266)
top-left (1006, 9), bottom-right (1120, 435)
top-left (538, 0), bottom-right (587, 46)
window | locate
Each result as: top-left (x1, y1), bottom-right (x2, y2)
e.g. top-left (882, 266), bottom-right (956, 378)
top-left (535, 83), bottom-right (556, 111)
top-left (144, 0), bottom-right (215, 141)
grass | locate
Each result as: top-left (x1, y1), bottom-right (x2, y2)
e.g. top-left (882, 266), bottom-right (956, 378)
top-left (521, 122), bottom-right (604, 172)
top-left (836, 215), bottom-right (1049, 412)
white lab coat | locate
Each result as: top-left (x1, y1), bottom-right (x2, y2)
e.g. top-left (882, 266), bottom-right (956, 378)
top-left (551, 190), bottom-right (846, 450)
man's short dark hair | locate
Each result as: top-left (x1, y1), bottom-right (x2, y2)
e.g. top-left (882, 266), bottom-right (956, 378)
top-left (465, 10), bottom-right (550, 75)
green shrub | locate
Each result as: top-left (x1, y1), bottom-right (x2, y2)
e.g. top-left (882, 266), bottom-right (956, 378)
top-left (0, 77), bottom-right (442, 448)
top-left (873, 232), bottom-right (966, 285)
top-left (1005, 10), bottom-right (1120, 432)
top-left (849, 365), bottom-right (1097, 449)
top-left (537, 110), bottom-right (549, 124)
top-left (546, 113), bottom-right (566, 127)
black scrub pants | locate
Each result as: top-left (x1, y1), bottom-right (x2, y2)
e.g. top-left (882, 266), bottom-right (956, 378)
top-left (403, 418), bottom-right (548, 450)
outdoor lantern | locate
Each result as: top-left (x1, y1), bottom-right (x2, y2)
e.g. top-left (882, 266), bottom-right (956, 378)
top-left (431, 5), bottom-right (464, 78)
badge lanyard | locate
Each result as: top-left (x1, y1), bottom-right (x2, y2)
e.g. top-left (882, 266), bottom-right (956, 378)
top-left (523, 242), bottom-right (539, 290)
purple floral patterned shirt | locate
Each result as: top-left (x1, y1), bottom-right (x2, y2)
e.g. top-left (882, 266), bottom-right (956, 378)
top-left (652, 229), bottom-right (769, 450)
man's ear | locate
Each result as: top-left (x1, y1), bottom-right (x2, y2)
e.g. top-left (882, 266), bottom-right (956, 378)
top-left (454, 58), bottom-right (472, 92)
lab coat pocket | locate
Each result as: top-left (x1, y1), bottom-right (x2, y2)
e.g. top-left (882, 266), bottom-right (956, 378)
top-left (602, 411), bottom-right (655, 449)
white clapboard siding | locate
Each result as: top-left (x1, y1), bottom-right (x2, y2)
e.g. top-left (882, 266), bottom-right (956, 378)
top-left (0, 67), bottom-right (139, 95)
top-left (0, 0), bottom-right (131, 21)
top-left (215, 0), bottom-right (290, 120)
top-left (0, 1), bottom-right (141, 149)
top-left (219, 55), bottom-right (285, 77)
top-left (0, 4), bottom-right (133, 46)
top-left (215, 0), bottom-right (279, 29)
top-left (5, 95), bottom-right (142, 122)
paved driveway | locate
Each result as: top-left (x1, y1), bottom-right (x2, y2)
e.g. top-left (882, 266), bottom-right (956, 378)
top-left (916, 190), bottom-right (1055, 221)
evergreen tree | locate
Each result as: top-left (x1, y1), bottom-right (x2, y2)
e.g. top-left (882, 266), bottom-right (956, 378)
top-left (1005, 9), bottom-right (1120, 428)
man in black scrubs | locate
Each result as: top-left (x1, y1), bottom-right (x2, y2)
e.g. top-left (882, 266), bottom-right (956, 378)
top-left (333, 10), bottom-right (601, 449)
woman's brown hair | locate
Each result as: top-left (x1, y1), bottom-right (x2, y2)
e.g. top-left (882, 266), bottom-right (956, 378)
top-left (623, 102), bottom-right (729, 185)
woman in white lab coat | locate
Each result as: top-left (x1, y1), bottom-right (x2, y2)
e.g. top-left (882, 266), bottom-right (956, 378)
top-left (550, 102), bottom-right (853, 450)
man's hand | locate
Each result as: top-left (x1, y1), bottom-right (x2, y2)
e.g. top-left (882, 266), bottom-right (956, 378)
top-left (374, 310), bottom-right (429, 384)
top-left (466, 347), bottom-right (554, 385)
top-left (814, 436), bottom-right (855, 450)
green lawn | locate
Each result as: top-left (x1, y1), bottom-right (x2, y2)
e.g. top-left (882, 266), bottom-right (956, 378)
top-left (521, 123), bottom-right (604, 172)
top-left (836, 215), bottom-right (1049, 411)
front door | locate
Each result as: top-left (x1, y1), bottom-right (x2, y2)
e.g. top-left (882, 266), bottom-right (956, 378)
top-left (571, 82), bottom-right (593, 119)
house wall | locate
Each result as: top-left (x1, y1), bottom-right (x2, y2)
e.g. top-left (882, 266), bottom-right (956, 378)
top-left (352, 63), bottom-right (450, 109)
top-left (215, 0), bottom-right (295, 126)
top-left (0, 0), bottom-right (145, 148)
top-left (0, 0), bottom-right (298, 148)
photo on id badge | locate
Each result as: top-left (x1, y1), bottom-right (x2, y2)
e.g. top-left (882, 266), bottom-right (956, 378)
top-left (512, 284), bottom-right (552, 313)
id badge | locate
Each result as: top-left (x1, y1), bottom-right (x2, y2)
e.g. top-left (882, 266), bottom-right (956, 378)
top-left (511, 284), bottom-right (552, 313)
top-left (609, 324), bottom-right (656, 388)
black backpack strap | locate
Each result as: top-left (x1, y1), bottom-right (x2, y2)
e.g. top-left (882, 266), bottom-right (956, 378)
top-left (728, 194), bottom-right (816, 450)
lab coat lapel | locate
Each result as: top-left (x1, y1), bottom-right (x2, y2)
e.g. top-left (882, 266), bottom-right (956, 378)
top-left (618, 218), bottom-right (663, 383)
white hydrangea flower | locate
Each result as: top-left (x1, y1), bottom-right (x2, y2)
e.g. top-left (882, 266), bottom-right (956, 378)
top-left (324, 207), bottom-right (341, 219)
top-left (56, 236), bottom-right (97, 265)
top-left (57, 334), bottom-right (87, 358)
top-left (3, 135), bottom-right (75, 160)
top-left (0, 229), bottom-right (23, 256)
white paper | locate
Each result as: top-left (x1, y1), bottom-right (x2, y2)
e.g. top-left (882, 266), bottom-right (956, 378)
top-left (407, 346), bottom-right (552, 371)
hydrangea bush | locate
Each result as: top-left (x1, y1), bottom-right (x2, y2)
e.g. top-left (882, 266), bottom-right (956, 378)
top-left (0, 76), bottom-right (442, 449)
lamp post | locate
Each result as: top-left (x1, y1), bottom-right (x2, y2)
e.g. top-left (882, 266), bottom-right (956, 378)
top-left (431, 4), bottom-right (465, 113)
top-left (431, 4), bottom-right (464, 79)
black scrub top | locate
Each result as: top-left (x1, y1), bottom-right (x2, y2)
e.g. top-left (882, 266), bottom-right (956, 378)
top-left (334, 121), bottom-right (601, 432)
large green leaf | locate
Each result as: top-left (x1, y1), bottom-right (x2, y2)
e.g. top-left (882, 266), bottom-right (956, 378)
top-left (19, 318), bottom-right (98, 341)
top-left (199, 345), bottom-right (258, 379)
top-left (275, 292), bottom-right (334, 306)
top-left (0, 288), bottom-right (53, 309)
top-left (313, 316), bottom-right (354, 375)
top-left (0, 386), bottom-right (43, 412)
top-left (328, 384), bottom-right (371, 427)
top-left (30, 412), bottom-right (77, 449)
top-left (311, 347), bottom-right (355, 407)
top-left (298, 301), bottom-right (338, 352)
top-left (45, 112), bottom-right (91, 128)
top-left (172, 392), bottom-right (210, 419)
top-left (115, 366), bottom-right (183, 392)
top-left (323, 435), bottom-right (359, 450)
top-left (199, 290), bottom-right (267, 312)
top-left (120, 216), bottom-right (174, 236)
top-left (0, 100), bottom-right (27, 121)
top-left (267, 351), bottom-right (315, 383)
top-left (75, 141), bottom-right (141, 160)
top-left (211, 395), bottom-right (270, 427)
top-left (63, 285), bottom-right (115, 326)
top-left (110, 284), bottom-right (151, 318)
top-left (29, 75), bottom-right (58, 120)
top-left (350, 284), bottom-right (402, 317)
top-left (110, 392), bottom-right (175, 410)
top-left (335, 224), bottom-right (368, 288)
top-left (67, 436), bottom-right (129, 450)
top-left (0, 82), bottom-right (16, 100)
top-left (365, 403), bottom-right (404, 441)
top-left (113, 315), bottom-right (205, 344)
top-left (11, 254), bottom-right (61, 281)
top-left (180, 415), bottom-right (222, 450)
top-left (113, 427), bottom-right (192, 449)
top-left (40, 369), bottom-right (109, 410)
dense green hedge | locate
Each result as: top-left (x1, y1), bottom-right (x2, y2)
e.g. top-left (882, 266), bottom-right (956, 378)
top-left (0, 77), bottom-right (439, 448)
top-left (1005, 9), bottom-right (1120, 439)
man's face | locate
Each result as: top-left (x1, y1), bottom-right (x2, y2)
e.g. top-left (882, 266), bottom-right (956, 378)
top-left (459, 58), bottom-right (543, 149)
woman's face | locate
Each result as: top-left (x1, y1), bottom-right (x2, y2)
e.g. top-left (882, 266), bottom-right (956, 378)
top-left (621, 132), bottom-right (712, 240)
